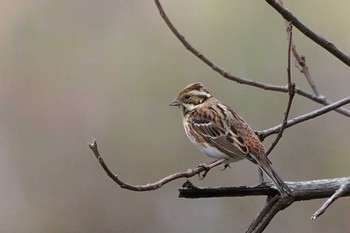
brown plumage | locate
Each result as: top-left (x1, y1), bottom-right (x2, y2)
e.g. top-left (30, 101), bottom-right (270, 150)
top-left (170, 83), bottom-right (292, 196)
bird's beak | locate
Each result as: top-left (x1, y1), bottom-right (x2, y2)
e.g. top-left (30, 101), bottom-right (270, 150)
top-left (169, 98), bottom-right (181, 106)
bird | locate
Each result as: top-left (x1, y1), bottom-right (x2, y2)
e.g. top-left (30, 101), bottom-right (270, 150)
top-left (170, 83), bottom-right (292, 196)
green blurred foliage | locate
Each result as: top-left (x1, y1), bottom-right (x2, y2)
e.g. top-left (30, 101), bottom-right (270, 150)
top-left (0, 1), bottom-right (349, 232)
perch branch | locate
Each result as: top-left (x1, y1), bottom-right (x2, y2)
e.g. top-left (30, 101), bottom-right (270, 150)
top-left (266, 22), bottom-right (295, 155)
top-left (153, 0), bottom-right (350, 117)
top-left (266, 0), bottom-right (350, 67)
top-left (89, 139), bottom-right (224, 191)
top-left (179, 178), bottom-right (350, 233)
top-left (179, 178), bottom-right (350, 200)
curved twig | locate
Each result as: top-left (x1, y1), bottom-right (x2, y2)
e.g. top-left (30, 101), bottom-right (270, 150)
top-left (153, 0), bottom-right (283, 90)
top-left (89, 140), bottom-right (225, 191)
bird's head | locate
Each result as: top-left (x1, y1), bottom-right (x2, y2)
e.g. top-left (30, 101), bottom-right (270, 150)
top-left (170, 83), bottom-right (212, 113)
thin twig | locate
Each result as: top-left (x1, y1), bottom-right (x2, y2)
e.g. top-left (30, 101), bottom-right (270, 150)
top-left (266, 22), bottom-right (295, 155)
top-left (311, 183), bottom-right (350, 219)
top-left (266, 0), bottom-right (350, 67)
top-left (293, 50), bottom-right (320, 96)
top-left (259, 96), bottom-right (350, 139)
top-left (277, 0), bottom-right (321, 97)
top-left (88, 140), bottom-right (225, 191)
top-left (153, 0), bottom-right (350, 117)
top-left (295, 88), bottom-right (350, 117)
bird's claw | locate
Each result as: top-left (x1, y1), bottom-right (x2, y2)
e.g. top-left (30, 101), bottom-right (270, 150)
top-left (197, 163), bottom-right (211, 180)
top-left (220, 164), bottom-right (231, 171)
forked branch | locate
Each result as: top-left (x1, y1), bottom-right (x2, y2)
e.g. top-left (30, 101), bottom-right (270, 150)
top-left (179, 178), bottom-right (350, 233)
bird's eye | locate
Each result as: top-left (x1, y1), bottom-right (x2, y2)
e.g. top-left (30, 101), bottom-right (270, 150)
top-left (184, 95), bottom-right (191, 100)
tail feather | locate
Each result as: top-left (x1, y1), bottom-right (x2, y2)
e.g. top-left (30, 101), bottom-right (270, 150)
top-left (259, 163), bottom-right (292, 196)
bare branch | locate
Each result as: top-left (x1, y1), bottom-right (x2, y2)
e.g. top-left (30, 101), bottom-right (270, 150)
top-left (266, 23), bottom-right (295, 155)
top-left (277, 0), bottom-right (350, 116)
top-left (293, 50), bottom-right (321, 96)
top-left (314, 97), bottom-right (350, 117)
top-left (259, 96), bottom-right (350, 139)
top-left (88, 140), bottom-right (225, 191)
top-left (153, 0), bottom-right (285, 90)
top-left (294, 88), bottom-right (350, 117)
top-left (181, 181), bottom-right (294, 233)
top-left (293, 51), bottom-right (320, 96)
top-left (180, 178), bottom-right (350, 231)
top-left (266, 0), bottom-right (350, 67)
top-left (153, 0), bottom-right (350, 118)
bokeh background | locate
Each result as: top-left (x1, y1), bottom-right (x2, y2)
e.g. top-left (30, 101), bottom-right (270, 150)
top-left (1, 1), bottom-right (349, 232)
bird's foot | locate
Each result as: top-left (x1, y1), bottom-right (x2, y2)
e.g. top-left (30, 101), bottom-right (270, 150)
top-left (197, 163), bottom-right (212, 180)
top-left (220, 163), bottom-right (231, 171)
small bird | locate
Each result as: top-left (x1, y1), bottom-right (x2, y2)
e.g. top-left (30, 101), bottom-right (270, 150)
top-left (170, 83), bottom-right (292, 196)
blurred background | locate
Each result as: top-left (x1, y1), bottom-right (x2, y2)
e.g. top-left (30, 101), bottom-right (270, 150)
top-left (0, 0), bottom-right (349, 232)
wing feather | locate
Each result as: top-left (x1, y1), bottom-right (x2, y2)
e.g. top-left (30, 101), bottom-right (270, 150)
top-left (192, 116), bottom-right (256, 163)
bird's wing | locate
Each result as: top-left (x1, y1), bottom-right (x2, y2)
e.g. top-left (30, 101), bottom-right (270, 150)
top-left (192, 116), bottom-right (256, 163)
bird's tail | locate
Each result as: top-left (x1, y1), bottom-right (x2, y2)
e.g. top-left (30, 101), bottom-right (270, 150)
top-left (258, 156), bottom-right (292, 196)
